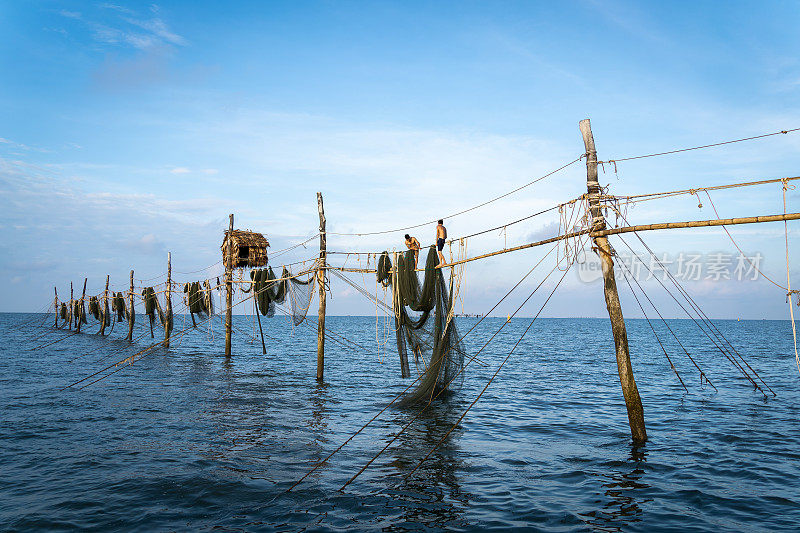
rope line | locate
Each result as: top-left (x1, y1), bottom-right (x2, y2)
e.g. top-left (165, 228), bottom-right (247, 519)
top-left (600, 127), bottom-right (800, 166)
top-left (326, 156), bottom-right (582, 236)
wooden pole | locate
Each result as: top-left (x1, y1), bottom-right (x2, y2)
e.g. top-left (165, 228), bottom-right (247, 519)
top-left (164, 252), bottom-right (171, 348)
top-left (69, 282), bottom-right (73, 330)
top-left (77, 278), bottom-right (87, 334)
top-left (225, 214), bottom-right (233, 358)
top-left (580, 118), bottom-right (647, 445)
top-left (316, 192), bottom-right (327, 382)
top-left (127, 270), bottom-right (134, 341)
top-left (54, 287), bottom-right (58, 327)
top-left (255, 298), bottom-right (267, 355)
top-left (100, 275), bottom-right (109, 336)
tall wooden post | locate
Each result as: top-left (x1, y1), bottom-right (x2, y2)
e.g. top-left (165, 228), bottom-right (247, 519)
top-left (225, 214), bottom-right (234, 357)
top-left (127, 270), bottom-right (135, 341)
top-left (69, 281), bottom-right (73, 330)
top-left (100, 275), bottom-right (109, 336)
top-left (54, 287), bottom-right (58, 327)
top-left (580, 118), bottom-right (647, 445)
top-left (164, 252), bottom-right (172, 348)
top-left (77, 278), bottom-right (87, 333)
top-left (316, 192), bottom-right (327, 382)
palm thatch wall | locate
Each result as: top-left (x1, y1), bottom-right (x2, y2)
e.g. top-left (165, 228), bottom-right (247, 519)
top-left (222, 230), bottom-right (269, 268)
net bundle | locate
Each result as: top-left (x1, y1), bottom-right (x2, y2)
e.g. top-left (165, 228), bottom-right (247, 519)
top-left (381, 246), bottom-right (465, 406)
top-left (245, 265), bottom-right (316, 325)
top-left (184, 281), bottom-right (210, 317)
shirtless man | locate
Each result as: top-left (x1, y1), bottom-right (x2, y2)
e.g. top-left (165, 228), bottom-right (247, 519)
top-left (436, 219), bottom-right (447, 268)
top-left (404, 234), bottom-right (421, 269)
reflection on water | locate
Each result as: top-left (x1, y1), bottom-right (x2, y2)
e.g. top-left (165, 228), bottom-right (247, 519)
top-left (581, 446), bottom-right (651, 532)
top-left (382, 396), bottom-right (471, 528)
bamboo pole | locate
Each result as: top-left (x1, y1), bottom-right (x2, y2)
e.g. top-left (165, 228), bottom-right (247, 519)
top-left (127, 270), bottom-right (134, 341)
top-left (164, 253), bottom-right (172, 348)
top-left (54, 287), bottom-right (58, 327)
top-left (317, 192), bottom-right (327, 382)
top-left (581, 118), bottom-right (646, 445)
top-left (255, 298), bottom-right (266, 355)
top-left (77, 278), bottom-right (87, 334)
top-left (326, 211), bottom-right (800, 275)
top-left (69, 281), bottom-right (73, 330)
top-left (100, 275), bottom-right (109, 336)
top-left (225, 214), bottom-right (233, 357)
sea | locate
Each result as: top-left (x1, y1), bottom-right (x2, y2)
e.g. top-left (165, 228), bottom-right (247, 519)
top-left (1, 313), bottom-right (799, 532)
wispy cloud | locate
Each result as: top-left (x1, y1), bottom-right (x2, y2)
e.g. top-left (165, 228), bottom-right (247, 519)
top-left (170, 166), bottom-right (191, 174)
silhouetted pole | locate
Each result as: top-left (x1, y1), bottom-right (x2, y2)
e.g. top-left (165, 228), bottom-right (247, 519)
top-left (580, 118), bottom-right (647, 445)
top-left (100, 275), bottom-right (109, 336)
top-left (69, 282), bottom-right (73, 330)
top-left (76, 278), bottom-right (86, 334)
top-left (225, 214), bottom-right (234, 357)
top-left (127, 270), bottom-right (135, 341)
top-left (316, 192), bottom-right (326, 381)
top-left (164, 252), bottom-right (172, 348)
top-left (53, 287), bottom-right (58, 327)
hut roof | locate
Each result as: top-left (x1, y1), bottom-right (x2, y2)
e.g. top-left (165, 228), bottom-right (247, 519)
top-left (221, 229), bottom-right (270, 249)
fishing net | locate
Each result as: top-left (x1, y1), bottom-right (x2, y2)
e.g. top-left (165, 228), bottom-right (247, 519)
top-left (380, 246), bottom-right (465, 406)
top-left (88, 296), bottom-right (100, 320)
top-left (245, 265), bottom-right (316, 326)
top-left (143, 287), bottom-right (157, 336)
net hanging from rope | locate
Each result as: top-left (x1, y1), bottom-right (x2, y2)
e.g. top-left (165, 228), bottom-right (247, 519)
top-left (379, 246), bottom-right (465, 406)
top-left (244, 265), bottom-right (316, 326)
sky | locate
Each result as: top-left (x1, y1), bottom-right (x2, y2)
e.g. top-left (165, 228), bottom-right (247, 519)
top-left (2, 1), bottom-right (800, 320)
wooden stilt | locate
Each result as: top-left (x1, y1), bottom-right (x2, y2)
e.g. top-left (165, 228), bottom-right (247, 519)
top-left (580, 118), bottom-right (647, 445)
top-left (127, 270), bottom-right (134, 341)
top-left (316, 192), bottom-right (327, 382)
top-left (255, 298), bottom-right (266, 354)
top-left (69, 282), bottom-right (73, 330)
top-left (164, 253), bottom-right (172, 348)
top-left (225, 214), bottom-right (233, 358)
top-left (77, 278), bottom-right (86, 334)
top-left (100, 275), bottom-right (109, 336)
top-left (54, 287), bottom-right (58, 327)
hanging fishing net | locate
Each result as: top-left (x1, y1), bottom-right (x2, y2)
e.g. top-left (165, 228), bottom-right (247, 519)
top-left (379, 246), bottom-right (465, 406)
top-left (244, 265), bottom-right (316, 326)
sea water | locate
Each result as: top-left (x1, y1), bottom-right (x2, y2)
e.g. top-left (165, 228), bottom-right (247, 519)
top-left (1, 314), bottom-right (799, 531)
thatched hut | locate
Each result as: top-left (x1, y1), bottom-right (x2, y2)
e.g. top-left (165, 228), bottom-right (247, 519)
top-left (222, 230), bottom-right (269, 268)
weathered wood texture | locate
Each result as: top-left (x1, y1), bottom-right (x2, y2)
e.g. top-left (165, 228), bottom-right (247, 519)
top-left (164, 253), bottom-right (171, 348)
top-left (69, 282), bottom-right (73, 330)
top-left (127, 270), bottom-right (134, 341)
top-left (225, 214), bottom-right (233, 357)
top-left (100, 275), bottom-right (109, 336)
top-left (317, 193), bottom-right (327, 382)
top-left (54, 287), bottom-right (58, 327)
top-left (76, 278), bottom-right (87, 334)
top-left (581, 118), bottom-right (647, 445)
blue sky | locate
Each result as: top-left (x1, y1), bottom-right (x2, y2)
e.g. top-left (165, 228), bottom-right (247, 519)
top-left (2, 1), bottom-right (800, 321)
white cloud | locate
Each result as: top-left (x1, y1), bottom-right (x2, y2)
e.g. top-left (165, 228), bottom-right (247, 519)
top-left (201, 168), bottom-right (218, 175)
top-left (170, 167), bottom-right (190, 174)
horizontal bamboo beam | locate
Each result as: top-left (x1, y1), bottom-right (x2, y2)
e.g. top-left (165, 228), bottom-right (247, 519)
top-left (594, 212), bottom-right (800, 237)
top-left (324, 212), bottom-right (800, 273)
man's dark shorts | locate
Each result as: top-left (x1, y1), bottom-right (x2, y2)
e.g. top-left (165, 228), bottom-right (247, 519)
top-left (437, 238), bottom-right (445, 251)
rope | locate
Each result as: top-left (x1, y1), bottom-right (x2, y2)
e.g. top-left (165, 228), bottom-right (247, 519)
top-left (782, 178), bottom-right (800, 374)
top-left (326, 156), bottom-right (582, 236)
top-left (340, 236), bottom-right (585, 491)
top-left (704, 190), bottom-right (787, 291)
top-left (618, 267), bottom-right (689, 393)
top-left (399, 255), bottom-right (575, 485)
top-left (599, 127), bottom-right (800, 166)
